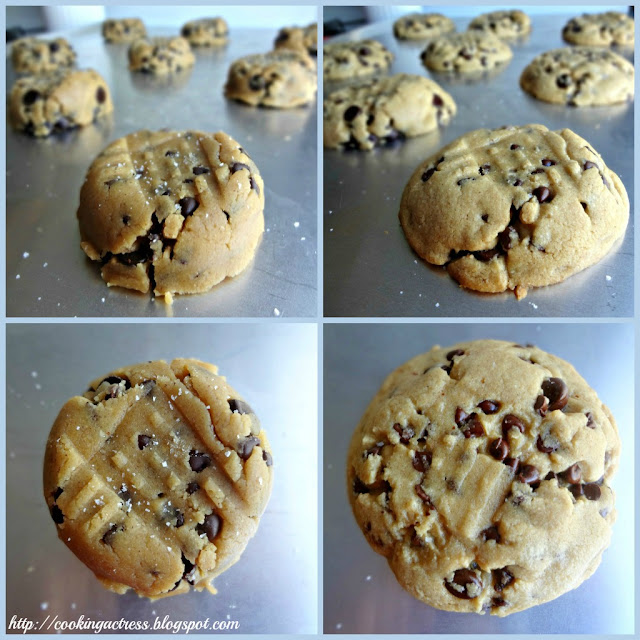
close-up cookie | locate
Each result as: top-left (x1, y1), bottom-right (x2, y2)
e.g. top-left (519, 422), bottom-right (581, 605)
top-left (128, 37), bottom-right (195, 74)
top-left (520, 47), bottom-right (634, 107)
top-left (224, 50), bottom-right (316, 108)
top-left (468, 10), bottom-right (531, 40)
top-left (11, 36), bottom-right (76, 74)
top-left (102, 18), bottom-right (146, 43)
top-left (274, 23), bottom-right (317, 57)
top-left (421, 32), bottom-right (512, 73)
top-left (77, 130), bottom-right (264, 300)
top-left (181, 17), bottom-right (229, 47)
top-left (399, 124), bottom-right (629, 299)
top-left (9, 69), bottom-right (113, 137)
top-left (323, 73), bottom-right (456, 151)
top-left (324, 39), bottom-right (394, 82)
top-left (393, 13), bottom-right (455, 41)
top-left (348, 339), bottom-right (620, 616)
top-left (562, 12), bottom-right (634, 48)
top-left (44, 358), bottom-right (273, 598)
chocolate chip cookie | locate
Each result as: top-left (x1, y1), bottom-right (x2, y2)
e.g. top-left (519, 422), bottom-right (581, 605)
top-left (324, 74), bottom-right (456, 151)
top-left (11, 37), bottom-right (76, 74)
top-left (44, 358), bottom-right (273, 598)
top-left (77, 130), bottom-right (264, 300)
top-left (467, 10), bottom-right (531, 40)
top-left (348, 339), bottom-right (620, 616)
top-left (102, 18), bottom-right (146, 43)
top-left (274, 23), bottom-right (317, 57)
top-left (562, 12), bottom-right (634, 48)
top-left (421, 32), bottom-right (512, 73)
top-left (324, 39), bottom-right (394, 82)
top-left (181, 18), bottom-right (229, 47)
top-left (399, 124), bottom-right (629, 299)
top-left (9, 69), bottom-right (113, 137)
top-left (224, 50), bottom-right (316, 108)
top-left (393, 13), bottom-right (455, 41)
top-left (128, 37), bottom-right (195, 74)
top-left (520, 47), bottom-right (634, 107)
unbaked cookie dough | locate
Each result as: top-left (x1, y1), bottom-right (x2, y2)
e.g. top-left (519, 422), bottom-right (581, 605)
top-left (11, 36), bottom-right (76, 74)
top-left (128, 37), bottom-right (195, 74)
top-left (181, 18), bottom-right (229, 47)
top-left (274, 23), bottom-right (317, 57)
top-left (467, 10), bottom-right (531, 40)
top-left (102, 18), bottom-right (146, 43)
top-left (348, 339), bottom-right (619, 616)
top-left (421, 32), bottom-right (512, 73)
top-left (393, 13), bottom-right (455, 41)
top-left (562, 12), bottom-right (634, 48)
top-left (324, 39), bottom-right (394, 82)
top-left (44, 358), bottom-right (273, 598)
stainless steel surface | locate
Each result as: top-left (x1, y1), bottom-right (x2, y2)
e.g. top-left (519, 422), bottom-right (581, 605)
top-left (7, 324), bottom-right (318, 633)
top-left (7, 24), bottom-right (317, 317)
top-left (323, 323), bottom-right (634, 634)
top-left (323, 14), bottom-right (634, 317)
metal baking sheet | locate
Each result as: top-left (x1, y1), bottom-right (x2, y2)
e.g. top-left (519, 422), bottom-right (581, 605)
top-left (323, 323), bottom-right (634, 634)
top-left (6, 22), bottom-right (317, 318)
top-left (323, 11), bottom-right (634, 317)
top-left (6, 323), bottom-right (318, 634)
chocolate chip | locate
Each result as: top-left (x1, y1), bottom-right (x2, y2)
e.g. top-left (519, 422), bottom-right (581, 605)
top-left (481, 525), bottom-right (501, 542)
top-left (541, 158), bottom-right (555, 166)
top-left (517, 465), bottom-right (539, 485)
top-left (249, 176), bottom-right (260, 195)
top-left (461, 415), bottom-right (484, 438)
top-left (53, 487), bottom-right (63, 501)
top-left (178, 197), bottom-right (199, 217)
top-left (353, 477), bottom-right (369, 494)
top-left (533, 186), bottom-right (552, 203)
top-left (536, 435), bottom-right (557, 453)
top-left (455, 407), bottom-right (469, 426)
top-left (482, 214), bottom-right (489, 222)
top-left (193, 166), bottom-right (209, 175)
top-left (393, 423), bottom-right (414, 444)
top-left (49, 41), bottom-right (60, 52)
top-left (493, 568), bottom-right (514, 592)
top-left (263, 450), bottom-right (273, 466)
top-left (238, 435), bottom-right (261, 461)
top-left (560, 463), bottom-right (582, 484)
top-left (510, 144), bottom-right (520, 150)
top-left (444, 569), bottom-right (482, 599)
top-left (228, 398), bottom-right (254, 414)
top-left (534, 395), bottom-right (549, 416)
top-left (489, 438), bottom-right (509, 461)
top-left (499, 226), bottom-right (515, 251)
top-left (541, 378), bottom-right (568, 411)
top-left (421, 167), bottom-right (435, 182)
top-left (447, 349), bottom-right (464, 360)
top-left (503, 457), bottom-right (519, 473)
top-left (50, 505), bottom-right (64, 524)
top-left (513, 179), bottom-right (522, 187)
top-left (479, 163), bottom-right (491, 176)
top-left (101, 524), bottom-right (120, 545)
top-left (23, 90), bottom-right (40, 106)
top-left (175, 510), bottom-right (184, 528)
top-left (96, 87), bottom-right (106, 103)
top-left (585, 412), bottom-right (596, 428)
top-left (432, 94), bottom-right (443, 106)
top-left (365, 442), bottom-right (384, 457)
top-left (196, 513), bottom-right (221, 542)
top-left (478, 400), bottom-right (500, 414)
top-left (189, 450), bottom-right (211, 472)
top-left (474, 247), bottom-right (500, 262)
top-left (186, 482), bottom-right (200, 495)
top-left (138, 434), bottom-right (152, 450)
top-left (343, 105), bottom-right (361, 122)
top-left (358, 47), bottom-right (371, 56)
top-left (556, 74), bottom-right (572, 88)
top-left (583, 483), bottom-right (601, 500)
top-left (584, 161), bottom-right (598, 171)
top-left (412, 451), bottom-right (432, 472)
top-left (415, 485), bottom-right (434, 512)
top-left (502, 414), bottom-right (525, 438)
top-left (544, 471), bottom-right (557, 481)
top-left (249, 75), bottom-right (266, 91)
top-left (568, 483), bottom-right (583, 499)
top-left (230, 162), bottom-right (251, 174)
top-left (492, 597), bottom-right (508, 608)
top-left (165, 150), bottom-right (178, 157)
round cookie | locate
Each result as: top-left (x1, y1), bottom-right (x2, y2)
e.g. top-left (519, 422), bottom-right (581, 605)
top-left (399, 124), bottom-right (629, 299)
top-left (274, 23), bottom-right (317, 57)
top-left (224, 50), bottom-right (316, 108)
top-left (520, 47), bottom-right (634, 107)
top-left (562, 12), bottom-right (634, 48)
top-left (348, 339), bottom-right (620, 616)
top-left (102, 18), bottom-right (146, 43)
top-left (468, 10), bottom-right (531, 40)
top-left (324, 39), bottom-right (394, 82)
top-left (181, 18), bottom-right (229, 47)
top-left (128, 37), bottom-right (195, 74)
top-left (393, 13), bottom-right (455, 41)
top-left (421, 32), bottom-right (512, 73)
top-left (77, 130), bottom-right (264, 299)
top-left (11, 37), bottom-right (76, 74)
top-left (44, 358), bottom-right (273, 598)
top-left (324, 73), bottom-right (456, 151)
top-left (9, 69), bottom-right (113, 138)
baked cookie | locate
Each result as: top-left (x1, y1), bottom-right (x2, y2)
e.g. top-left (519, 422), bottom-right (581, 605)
top-left (274, 23), bottom-right (317, 57)
top-left (421, 32), bottom-right (512, 73)
top-left (520, 47), bottom-right (634, 107)
top-left (324, 74), bottom-right (456, 151)
top-left (77, 130), bottom-right (264, 299)
top-left (181, 18), bottom-right (229, 47)
top-left (128, 37), bottom-right (195, 74)
top-left (9, 69), bottom-right (113, 137)
top-left (102, 18), bottom-right (146, 43)
top-left (393, 13), bottom-right (455, 41)
top-left (11, 37), bottom-right (76, 74)
top-left (468, 10), bottom-right (531, 40)
top-left (224, 51), bottom-right (316, 108)
top-left (399, 124), bottom-right (629, 299)
top-left (348, 339), bottom-right (620, 616)
top-left (44, 358), bottom-right (273, 598)
top-left (324, 39), bottom-right (394, 82)
top-left (562, 12), bottom-right (634, 48)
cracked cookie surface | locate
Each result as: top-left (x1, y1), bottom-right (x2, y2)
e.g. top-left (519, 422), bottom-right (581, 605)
top-left (421, 32), bottom-right (512, 73)
top-left (274, 23), bottom-right (317, 57)
top-left (324, 39), bottom-right (394, 82)
top-left (128, 37), bottom-right (195, 74)
top-left (12, 37), bottom-right (76, 73)
top-left (181, 18), bottom-right (229, 47)
top-left (562, 12), bottom-right (634, 48)
top-left (393, 13), bottom-right (455, 41)
top-left (102, 18), bottom-right (146, 43)
top-left (77, 129), bottom-right (264, 299)
top-left (348, 339), bottom-right (619, 616)
top-left (467, 10), bottom-right (531, 40)
top-left (44, 358), bottom-right (273, 598)
top-left (399, 124), bottom-right (629, 299)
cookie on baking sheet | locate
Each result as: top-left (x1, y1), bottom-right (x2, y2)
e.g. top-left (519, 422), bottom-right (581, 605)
top-left (12, 37), bottom-right (76, 73)
top-left (348, 339), bottom-right (620, 616)
top-left (468, 10), bottom-right (531, 40)
top-left (324, 39), bottom-right (394, 82)
top-left (393, 13), bottom-right (455, 41)
top-left (77, 130), bottom-right (264, 299)
top-left (324, 73), bottom-right (456, 151)
top-left (399, 124), bottom-right (629, 299)
top-left (274, 23), bottom-right (317, 57)
top-left (421, 32), bottom-right (512, 73)
top-left (128, 37), bottom-right (195, 74)
top-left (44, 358), bottom-right (273, 598)
top-left (562, 12), bottom-right (634, 48)
top-left (102, 18), bottom-right (146, 43)
top-left (181, 18), bottom-right (229, 47)
top-left (520, 47), bottom-right (634, 107)
top-left (224, 50), bottom-right (316, 108)
top-left (9, 69), bottom-right (113, 137)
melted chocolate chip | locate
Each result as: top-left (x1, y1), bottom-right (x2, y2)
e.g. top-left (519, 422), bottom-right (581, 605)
top-left (432, 94), bottom-right (443, 106)
top-left (568, 483), bottom-right (584, 499)
top-left (503, 457), bottom-right (519, 473)
top-left (556, 74), bottom-right (572, 88)
top-left (455, 407), bottom-right (469, 426)
top-left (189, 450), bottom-right (211, 472)
top-left (228, 398), bottom-right (254, 414)
top-left (53, 487), bottom-right (63, 501)
top-left (343, 105), bottom-right (361, 121)
top-left (541, 378), bottom-right (568, 411)
top-left (560, 463), bottom-right (582, 484)
top-left (249, 176), bottom-right (260, 194)
top-left (502, 414), bottom-right (525, 438)
top-left (353, 477), bottom-right (370, 494)
top-left (230, 162), bottom-right (251, 174)
top-left (489, 438), bottom-right (509, 461)
top-left (534, 395), bottom-right (549, 416)
top-left (196, 513), bottom-right (221, 542)
top-left (510, 144), bottom-right (520, 150)
top-left (175, 510), bottom-right (184, 528)
top-left (493, 568), bottom-right (514, 592)
top-left (444, 569), bottom-right (482, 599)
top-left (517, 465), bottom-right (539, 485)
top-left (447, 349), bottom-right (464, 360)
top-left (584, 161), bottom-right (598, 171)
top-left (138, 434), bottom-right (152, 450)
top-left (249, 75), bottom-right (266, 91)
top-left (541, 158), bottom-right (555, 166)
top-left (238, 435), bottom-right (261, 461)
top-left (478, 400), bottom-right (500, 414)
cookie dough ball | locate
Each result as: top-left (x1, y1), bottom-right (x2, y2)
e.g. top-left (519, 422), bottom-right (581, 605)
top-left (224, 51), bottom-right (316, 108)
top-left (44, 358), bottom-right (273, 598)
top-left (468, 10), bottom-right (531, 40)
top-left (421, 32), bottom-right (512, 73)
top-left (393, 13), bottom-right (455, 41)
top-left (562, 12), bottom-right (634, 48)
top-left (77, 130), bottom-right (265, 299)
top-left (128, 37), bottom-right (195, 74)
top-left (324, 39), bottom-right (394, 82)
top-left (102, 18), bottom-right (146, 43)
top-left (324, 74), bottom-right (456, 151)
top-left (9, 69), bottom-right (113, 137)
top-left (520, 47), bottom-right (634, 107)
top-left (399, 124), bottom-right (629, 299)
top-left (11, 36), bottom-right (76, 73)
top-left (181, 18), bottom-right (229, 47)
top-left (274, 23), bottom-right (317, 57)
top-left (348, 339), bottom-right (620, 616)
